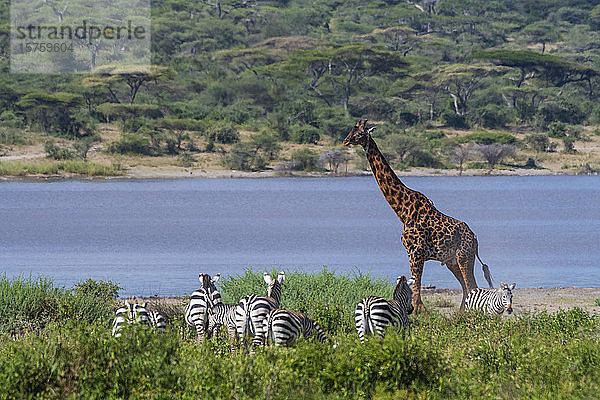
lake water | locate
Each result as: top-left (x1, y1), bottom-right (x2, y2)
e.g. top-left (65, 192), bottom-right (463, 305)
top-left (1, 176), bottom-right (599, 296)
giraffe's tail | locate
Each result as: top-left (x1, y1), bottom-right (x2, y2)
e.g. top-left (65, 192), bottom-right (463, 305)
top-left (477, 253), bottom-right (494, 288)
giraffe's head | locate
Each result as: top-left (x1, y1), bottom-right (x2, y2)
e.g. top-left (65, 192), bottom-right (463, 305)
top-left (499, 282), bottom-right (516, 314)
top-left (342, 120), bottom-right (375, 148)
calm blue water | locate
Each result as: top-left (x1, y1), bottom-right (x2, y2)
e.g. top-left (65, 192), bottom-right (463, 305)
top-left (1, 176), bottom-right (598, 296)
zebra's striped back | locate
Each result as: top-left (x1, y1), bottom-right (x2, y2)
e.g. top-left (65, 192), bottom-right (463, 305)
top-left (184, 273), bottom-right (222, 342)
top-left (235, 271), bottom-right (285, 351)
top-left (355, 276), bottom-right (414, 343)
top-left (112, 299), bottom-right (151, 337)
top-left (393, 275), bottom-right (414, 314)
top-left (149, 311), bottom-right (166, 332)
top-left (266, 309), bottom-right (329, 346)
top-left (465, 282), bottom-right (516, 315)
top-left (208, 303), bottom-right (237, 336)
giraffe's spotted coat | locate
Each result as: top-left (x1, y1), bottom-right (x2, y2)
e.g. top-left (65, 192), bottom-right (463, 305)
top-left (343, 120), bottom-right (492, 312)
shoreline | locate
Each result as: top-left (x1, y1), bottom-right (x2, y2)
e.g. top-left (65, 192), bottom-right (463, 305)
top-left (142, 287), bottom-right (600, 316)
top-left (0, 165), bottom-right (596, 182)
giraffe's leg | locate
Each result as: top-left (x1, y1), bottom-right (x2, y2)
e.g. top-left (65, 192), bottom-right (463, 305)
top-left (447, 258), bottom-right (468, 311)
top-left (408, 258), bottom-right (426, 314)
top-left (456, 252), bottom-right (477, 310)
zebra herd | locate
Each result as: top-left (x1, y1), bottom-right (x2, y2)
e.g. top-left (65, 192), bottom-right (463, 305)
top-left (112, 298), bottom-right (166, 337)
top-left (112, 272), bottom-right (516, 347)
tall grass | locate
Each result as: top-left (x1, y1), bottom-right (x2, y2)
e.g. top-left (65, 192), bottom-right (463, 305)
top-left (0, 275), bottom-right (120, 335)
top-left (1, 274), bottom-right (599, 399)
top-left (220, 267), bottom-right (395, 332)
top-left (0, 160), bottom-right (123, 176)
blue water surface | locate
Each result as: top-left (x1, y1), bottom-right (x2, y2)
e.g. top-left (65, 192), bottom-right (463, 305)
top-left (1, 175), bottom-right (598, 296)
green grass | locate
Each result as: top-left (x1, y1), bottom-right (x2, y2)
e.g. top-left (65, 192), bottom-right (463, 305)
top-left (220, 267), bottom-right (394, 333)
top-left (0, 275), bottom-right (120, 336)
top-left (0, 160), bottom-right (124, 177)
top-left (1, 273), bottom-right (599, 399)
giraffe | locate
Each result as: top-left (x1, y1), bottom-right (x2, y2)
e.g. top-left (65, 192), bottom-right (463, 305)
top-left (343, 120), bottom-right (493, 313)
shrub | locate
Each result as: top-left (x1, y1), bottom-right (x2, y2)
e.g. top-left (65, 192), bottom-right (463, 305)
top-left (209, 122), bottom-right (240, 144)
top-left (108, 133), bottom-right (154, 155)
top-left (525, 133), bottom-right (553, 152)
top-left (224, 142), bottom-right (266, 171)
top-left (289, 124), bottom-right (320, 144)
top-left (45, 141), bottom-right (78, 160)
top-left (472, 104), bottom-right (513, 129)
top-left (290, 148), bottom-right (319, 171)
top-left (442, 111), bottom-right (468, 129)
top-left (0, 276), bottom-right (118, 335)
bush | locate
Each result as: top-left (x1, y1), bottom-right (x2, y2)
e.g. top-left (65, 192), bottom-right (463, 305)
top-left (472, 104), bottom-right (513, 129)
top-left (290, 148), bottom-right (319, 171)
top-left (45, 141), bottom-right (78, 160)
top-left (210, 122), bottom-right (240, 144)
top-left (442, 111), bottom-right (468, 129)
top-left (289, 124), bottom-right (320, 144)
top-left (224, 142), bottom-right (266, 171)
top-left (0, 276), bottom-right (118, 335)
top-left (525, 133), bottom-right (554, 152)
top-left (108, 133), bottom-right (154, 155)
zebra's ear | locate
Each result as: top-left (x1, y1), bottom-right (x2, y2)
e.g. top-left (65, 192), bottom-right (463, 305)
top-left (140, 302), bottom-right (147, 309)
top-left (509, 283), bottom-right (516, 290)
top-left (277, 271), bottom-right (285, 284)
top-left (500, 282), bottom-right (507, 289)
top-left (407, 278), bottom-right (415, 286)
top-left (264, 272), bottom-right (273, 284)
top-left (212, 273), bottom-right (221, 283)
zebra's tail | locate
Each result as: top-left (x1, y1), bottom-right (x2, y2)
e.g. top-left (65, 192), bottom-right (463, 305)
top-left (477, 252), bottom-right (494, 288)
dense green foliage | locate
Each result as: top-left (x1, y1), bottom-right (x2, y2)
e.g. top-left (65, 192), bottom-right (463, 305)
top-left (2, 0), bottom-right (600, 172)
top-left (0, 275), bottom-right (120, 335)
top-left (1, 273), bottom-right (599, 398)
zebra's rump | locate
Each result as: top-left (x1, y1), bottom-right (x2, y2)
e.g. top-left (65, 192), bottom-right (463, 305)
top-left (185, 288), bottom-right (222, 327)
top-left (236, 295), bottom-right (279, 337)
top-left (355, 296), bottom-right (409, 340)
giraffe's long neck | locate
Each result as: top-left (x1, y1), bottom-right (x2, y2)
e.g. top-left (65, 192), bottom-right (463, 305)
top-left (364, 137), bottom-right (417, 224)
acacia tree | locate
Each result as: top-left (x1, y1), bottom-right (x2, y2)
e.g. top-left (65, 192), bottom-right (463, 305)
top-left (431, 64), bottom-right (507, 116)
top-left (85, 65), bottom-right (175, 104)
top-left (265, 44), bottom-right (408, 113)
top-left (474, 143), bottom-right (516, 171)
top-left (448, 143), bottom-right (475, 175)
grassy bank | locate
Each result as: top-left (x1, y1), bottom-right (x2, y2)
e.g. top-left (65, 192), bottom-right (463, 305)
top-left (1, 272), bottom-right (599, 399)
top-left (0, 160), bottom-right (124, 177)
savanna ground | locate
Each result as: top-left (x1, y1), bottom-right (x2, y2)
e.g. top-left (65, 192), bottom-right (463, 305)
top-left (1, 270), bottom-right (599, 399)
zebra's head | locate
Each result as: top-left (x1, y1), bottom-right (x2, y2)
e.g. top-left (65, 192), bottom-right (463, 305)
top-left (499, 282), bottom-right (516, 314)
top-left (342, 120), bottom-right (376, 148)
top-left (393, 275), bottom-right (415, 315)
top-left (264, 271), bottom-right (285, 304)
top-left (199, 273), bottom-right (222, 308)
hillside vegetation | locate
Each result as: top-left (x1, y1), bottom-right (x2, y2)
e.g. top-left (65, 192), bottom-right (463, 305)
top-left (1, 272), bottom-right (599, 398)
top-left (1, 0), bottom-right (600, 176)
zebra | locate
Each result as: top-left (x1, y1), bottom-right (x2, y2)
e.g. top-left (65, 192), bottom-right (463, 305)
top-left (235, 271), bottom-right (285, 351)
top-left (207, 302), bottom-right (238, 353)
top-left (112, 298), bottom-right (151, 337)
top-left (465, 282), bottom-right (516, 315)
top-left (265, 308), bottom-right (329, 346)
top-left (355, 275), bottom-right (414, 343)
top-left (149, 310), bottom-right (166, 332)
top-left (184, 273), bottom-right (222, 342)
